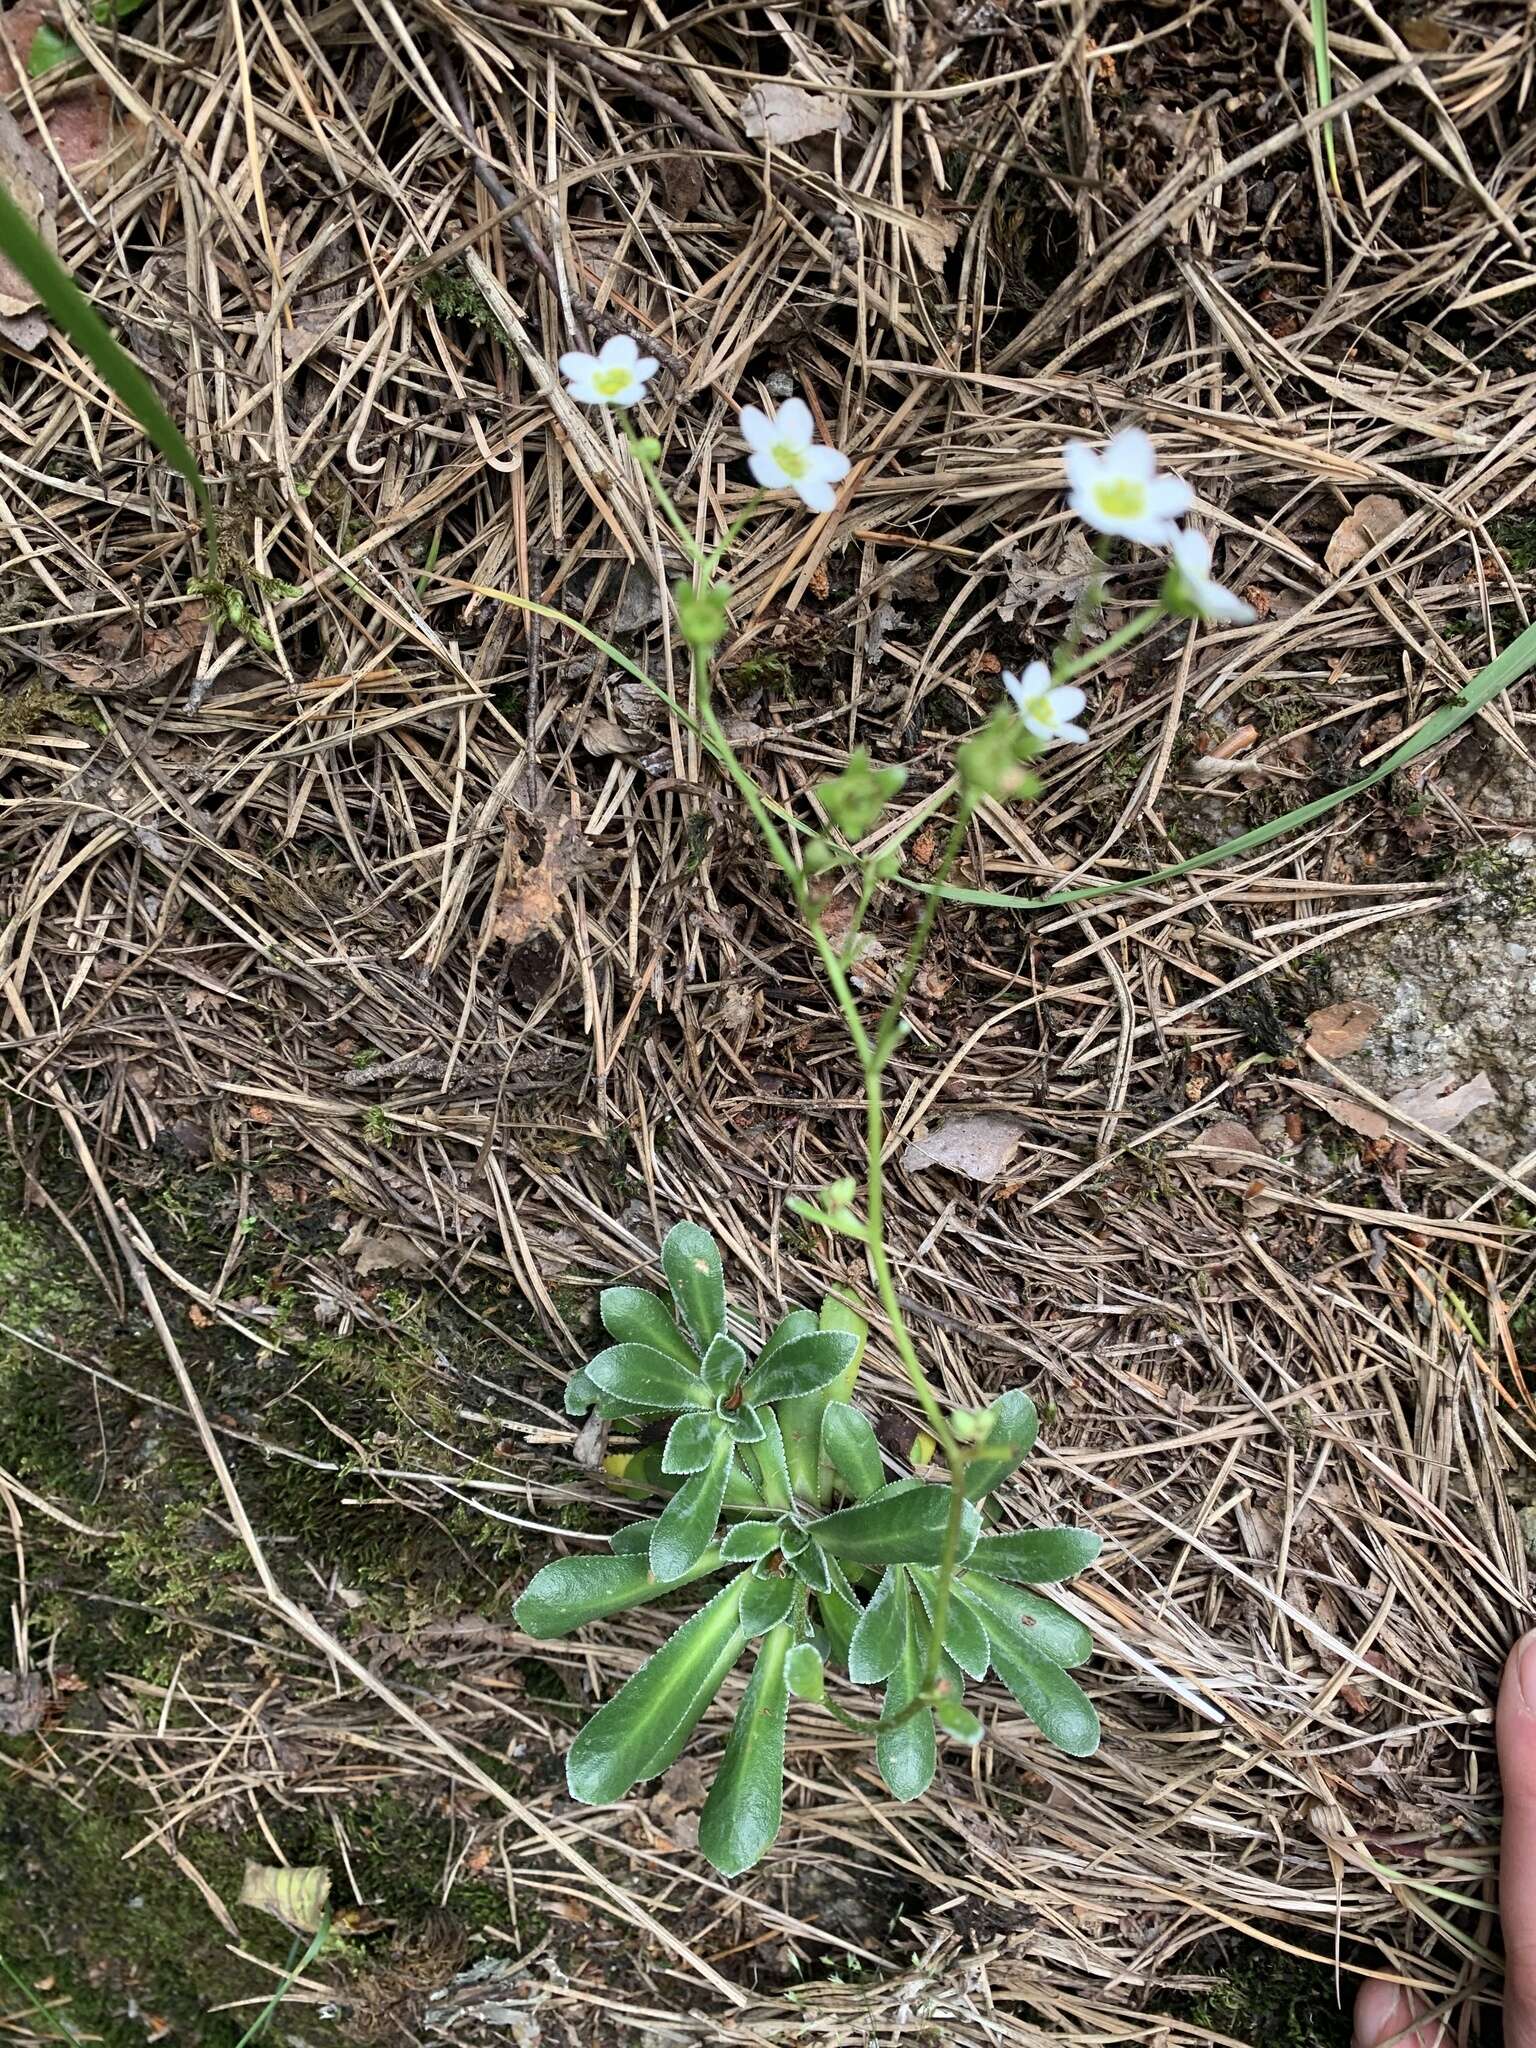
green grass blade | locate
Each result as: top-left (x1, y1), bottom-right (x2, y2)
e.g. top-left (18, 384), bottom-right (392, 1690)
top-left (1310, 0), bottom-right (1339, 193)
top-left (929, 613), bottom-right (1536, 913)
top-left (233, 1918), bottom-right (332, 2048)
top-left (0, 176), bottom-right (214, 563)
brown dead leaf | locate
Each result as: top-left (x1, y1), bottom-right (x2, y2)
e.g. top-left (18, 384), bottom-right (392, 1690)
top-left (339, 1221), bottom-right (434, 1277)
top-left (1387, 1069), bottom-right (1498, 1135)
top-left (491, 815), bottom-right (584, 948)
top-left (1291, 1080), bottom-right (1390, 1140)
top-left (904, 202), bottom-right (960, 273)
top-left (1305, 998), bottom-right (1380, 1058)
top-left (740, 81), bottom-right (849, 146)
top-left (53, 602), bottom-right (208, 695)
top-left (1325, 494), bottom-right (1408, 578)
top-left (902, 1111), bottom-right (1027, 1181)
top-left (1400, 15), bottom-right (1452, 50)
top-left (1187, 1117), bottom-right (1268, 1158)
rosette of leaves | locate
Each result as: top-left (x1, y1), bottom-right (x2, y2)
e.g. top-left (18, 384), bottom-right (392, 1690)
top-left (517, 1223), bottom-right (1101, 1875)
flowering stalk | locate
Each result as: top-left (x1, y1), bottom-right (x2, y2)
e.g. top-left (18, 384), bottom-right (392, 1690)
top-left (554, 336), bottom-right (1251, 1743)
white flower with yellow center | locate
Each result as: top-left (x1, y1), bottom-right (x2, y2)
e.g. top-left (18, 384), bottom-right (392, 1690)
top-left (1003, 662), bottom-right (1088, 747)
top-left (1064, 427), bottom-right (1192, 546)
top-left (739, 397), bottom-right (850, 514)
top-left (1164, 528), bottom-right (1256, 624)
top-left (558, 333), bottom-right (659, 407)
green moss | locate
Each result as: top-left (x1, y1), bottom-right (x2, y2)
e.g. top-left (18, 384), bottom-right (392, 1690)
top-left (1452, 842), bottom-right (1536, 921)
top-left (1492, 512), bottom-right (1536, 575)
top-left (1178, 1939), bottom-right (1352, 2045)
top-left (0, 679), bottom-right (97, 743)
top-left (412, 263), bottom-right (505, 337)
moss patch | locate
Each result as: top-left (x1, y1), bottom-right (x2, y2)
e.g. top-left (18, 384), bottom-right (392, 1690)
top-left (1171, 1936), bottom-right (1354, 2046)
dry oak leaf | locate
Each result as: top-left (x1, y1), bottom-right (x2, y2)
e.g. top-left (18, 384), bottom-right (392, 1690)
top-left (53, 602), bottom-right (208, 695)
top-left (1305, 998), bottom-right (1380, 1058)
top-left (339, 1220), bottom-right (434, 1277)
top-left (902, 1111), bottom-right (1027, 1181)
top-left (1290, 1079), bottom-right (1390, 1141)
top-left (1325, 494), bottom-right (1407, 577)
top-left (740, 81), bottom-right (849, 145)
top-left (492, 815), bottom-right (584, 948)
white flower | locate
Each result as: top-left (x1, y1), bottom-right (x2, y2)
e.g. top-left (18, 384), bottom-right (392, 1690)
top-left (1063, 427), bottom-right (1192, 546)
top-left (558, 332), bottom-right (659, 407)
top-left (739, 396), bottom-right (850, 513)
top-left (1164, 528), bottom-right (1256, 625)
top-left (1003, 662), bottom-right (1088, 747)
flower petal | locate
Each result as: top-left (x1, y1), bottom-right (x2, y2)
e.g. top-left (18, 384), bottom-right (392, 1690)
top-left (600, 333), bottom-right (640, 367)
top-left (747, 447), bottom-right (789, 490)
top-left (738, 404), bottom-right (774, 453)
top-left (1170, 530), bottom-right (1212, 579)
top-left (1020, 660), bottom-right (1053, 693)
top-left (633, 356), bottom-right (660, 382)
top-left (774, 396), bottom-right (814, 447)
top-left (1047, 684), bottom-right (1086, 721)
top-left (1146, 474), bottom-right (1195, 520)
top-left (1062, 441), bottom-right (1099, 495)
top-left (796, 475), bottom-right (838, 514)
top-left (558, 351), bottom-right (598, 380)
top-left (805, 443), bottom-right (851, 484)
top-left (1103, 426), bottom-right (1156, 481)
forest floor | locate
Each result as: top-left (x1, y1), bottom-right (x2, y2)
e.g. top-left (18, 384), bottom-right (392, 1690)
top-left (3, 0), bottom-right (1536, 2042)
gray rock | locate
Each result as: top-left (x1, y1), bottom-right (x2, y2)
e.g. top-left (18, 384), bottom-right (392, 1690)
top-left (1326, 839), bottom-right (1536, 1164)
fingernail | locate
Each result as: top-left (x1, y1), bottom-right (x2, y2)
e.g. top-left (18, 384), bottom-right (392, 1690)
top-left (1517, 1630), bottom-right (1536, 1714)
top-left (1353, 1984), bottom-right (1405, 2047)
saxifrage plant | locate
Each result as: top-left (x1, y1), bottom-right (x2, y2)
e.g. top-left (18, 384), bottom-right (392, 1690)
top-left (515, 1221), bottom-right (1100, 1876)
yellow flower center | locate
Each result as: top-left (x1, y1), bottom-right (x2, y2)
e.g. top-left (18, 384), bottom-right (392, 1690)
top-left (771, 440), bottom-right (809, 480)
top-left (1024, 695), bottom-right (1054, 726)
top-left (1091, 476), bottom-right (1147, 521)
top-left (593, 365), bottom-right (632, 397)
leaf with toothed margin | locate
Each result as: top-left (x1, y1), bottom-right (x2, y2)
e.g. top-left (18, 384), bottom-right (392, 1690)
top-left (740, 1570), bottom-right (797, 1637)
top-left (910, 1565), bottom-right (990, 1679)
top-left (514, 1543), bottom-right (723, 1637)
top-left (662, 1409), bottom-right (724, 1475)
top-left (820, 1400), bottom-right (883, 1500)
top-left (649, 1433), bottom-right (734, 1578)
top-left (961, 1388), bottom-right (1039, 1501)
top-left (814, 1483), bottom-right (979, 1569)
top-left (969, 1527), bottom-right (1102, 1584)
top-left (566, 1575), bottom-right (748, 1805)
top-left (662, 1221), bottom-right (727, 1352)
top-left (586, 1342), bottom-right (711, 1414)
top-left (701, 1330), bottom-right (747, 1395)
top-left (720, 1521), bottom-right (781, 1564)
top-left (720, 1402), bottom-right (766, 1444)
top-left (848, 1565), bottom-right (907, 1685)
top-left (599, 1285), bottom-right (700, 1370)
top-left (741, 1328), bottom-right (859, 1408)
top-left (697, 1623), bottom-right (792, 1876)
top-left (876, 1587), bottom-right (935, 1801)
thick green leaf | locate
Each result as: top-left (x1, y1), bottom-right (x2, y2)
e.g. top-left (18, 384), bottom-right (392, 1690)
top-left (567, 1575), bottom-right (747, 1803)
top-left (971, 1527), bottom-right (1102, 1584)
top-left (0, 178), bottom-right (213, 563)
top-left (816, 1577), bottom-right (860, 1668)
top-left (701, 1331), bottom-right (746, 1394)
top-left (877, 1596), bottom-right (935, 1801)
top-left (698, 1624), bottom-right (792, 1875)
top-left (740, 1570), bottom-right (796, 1637)
top-left (986, 1632), bottom-right (1100, 1757)
top-left (956, 1571), bottom-right (1092, 1669)
top-left (819, 1293), bottom-right (868, 1394)
top-left (662, 1221), bottom-right (727, 1352)
top-left (564, 1366), bottom-right (598, 1417)
top-left (587, 1341), bottom-right (710, 1414)
top-left (742, 1404), bottom-right (792, 1509)
top-left (650, 1433), bottom-right (734, 1578)
top-left (600, 1286), bottom-right (700, 1369)
top-left (814, 1483), bottom-right (980, 1569)
top-left (720, 1401), bottom-right (766, 1444)
top-left (786, 1537), bottom-right (831, 1593)
top-left (604, 1442), bottom-right (762, 1511)
top-left (820, 1401), bottom-right (884, 1501)
top-left (755, 1310), bottom-right (817, 1371)
top-left (911, 1565), bottom-right (990, 1680)
top-left (742, 1329), bottom-right (859, 1408)
top-left (609, 1523), bottom-right (652, 1555)
top-left (720, 1520), bottom-right (781, 1563)
top-left (662, 1410), bottom-right (723, 1474)
top-left (515, 1544), bottom-right (721, 1637)
top-left (847, 1565), bottom-right (907, 1685)
top-left (786, 1641), bottom-right (824, 1700)
top-left (962, 1389), bottom-right (1039, 1501)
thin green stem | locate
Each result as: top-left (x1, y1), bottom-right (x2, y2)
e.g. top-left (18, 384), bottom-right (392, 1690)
top-left (872, 796), bottom-right (975, 1073)
top-left (1053, 603), bottom-right (1163, 687)
top-left (620, 410), bottom-right (704, 566)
